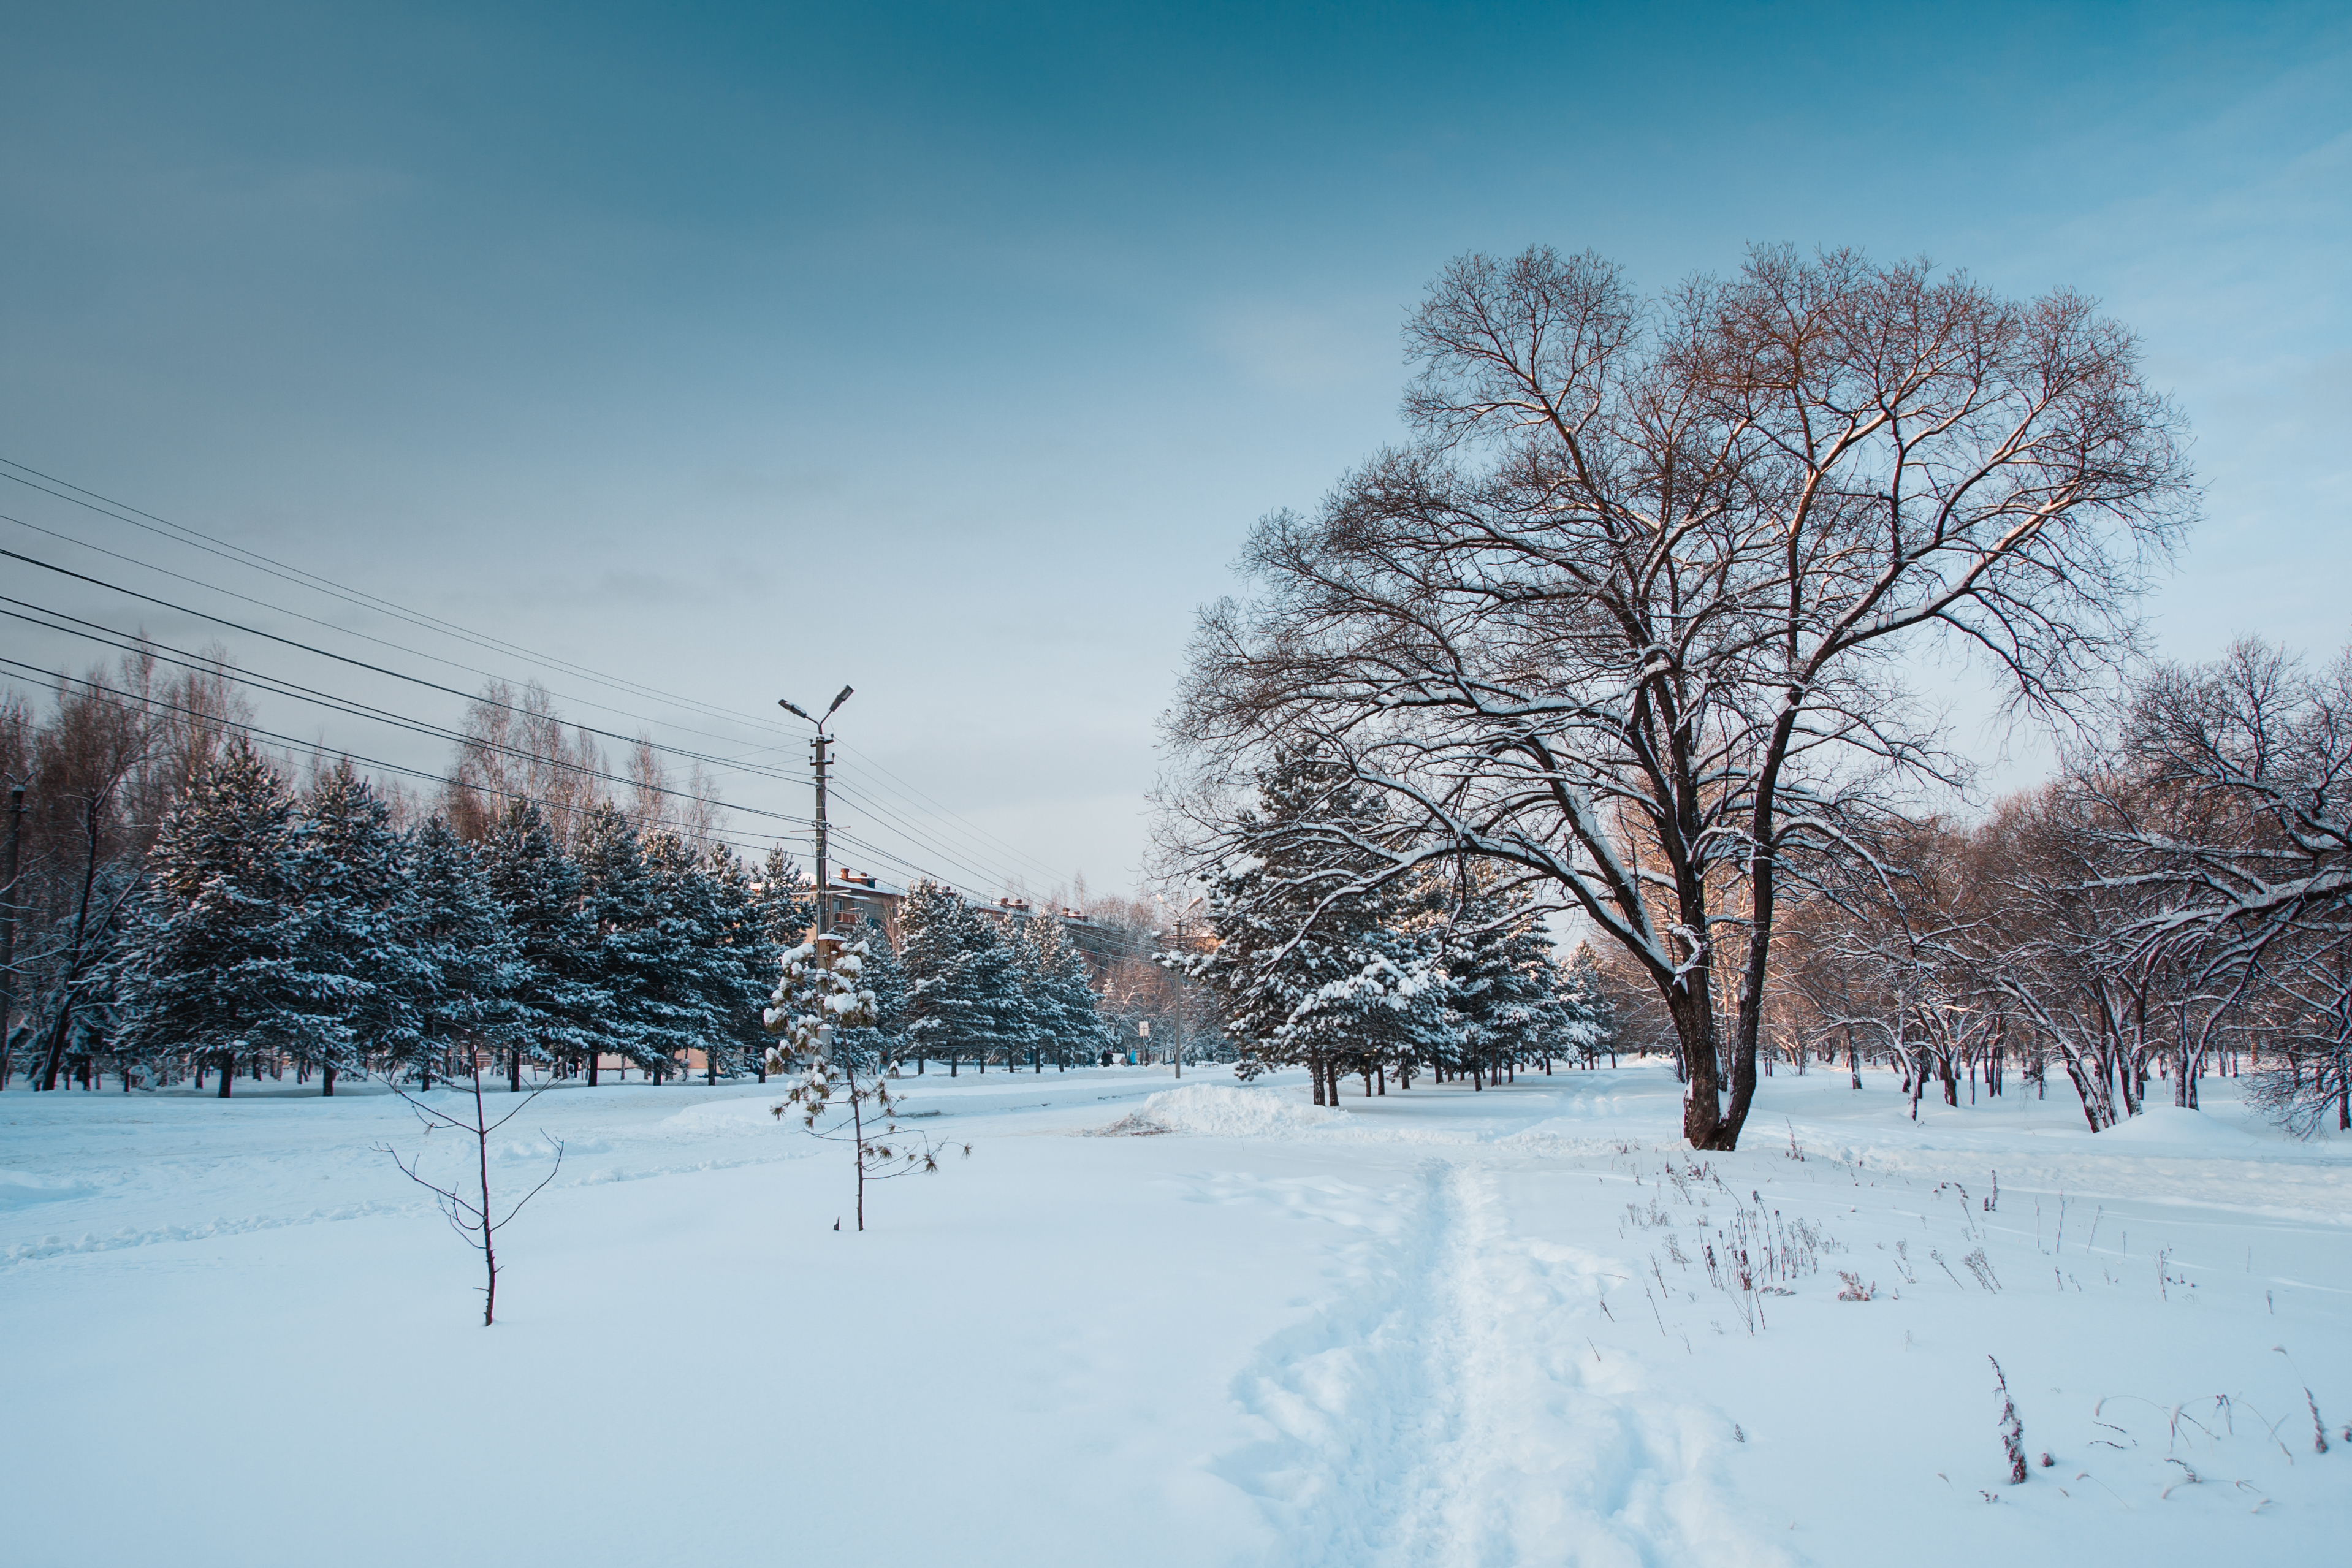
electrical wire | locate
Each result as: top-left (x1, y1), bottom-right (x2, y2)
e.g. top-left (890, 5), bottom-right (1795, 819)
top-left (0, 653), bottom-right (809, 867)
top-left (0, 605), bottom-right (820, 837)
top-left (835, 739), bottom-right (1081, 888)
top-left (0, 593), bottom-right (1031, 899)
top-left (823, 775), bottom-right (1044, 898)
top-left (0, 462), bottom-right (1078, 905)
top-left (0, 546), bottom-right (823, 801)
top-left (0, 506), bottom-right (813, 764)
top-left (0, 457), bottom-right (806, 743)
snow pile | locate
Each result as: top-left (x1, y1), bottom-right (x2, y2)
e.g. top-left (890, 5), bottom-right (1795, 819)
top-left (1119, 1083), bottom-right (1347, 1140)
top-left (2095, 1105), bottom-right (2267, 1150)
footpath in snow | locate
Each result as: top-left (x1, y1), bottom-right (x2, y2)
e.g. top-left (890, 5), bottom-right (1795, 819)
top-left (4, 1061), bottom-right (2348, 1566)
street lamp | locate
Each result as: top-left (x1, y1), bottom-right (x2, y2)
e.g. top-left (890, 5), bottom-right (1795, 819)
top-left (777, 685), bottom-right (853, 934)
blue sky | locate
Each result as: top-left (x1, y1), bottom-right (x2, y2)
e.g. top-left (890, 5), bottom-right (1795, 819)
top-left (4, 2), bottom-right (2347, 894)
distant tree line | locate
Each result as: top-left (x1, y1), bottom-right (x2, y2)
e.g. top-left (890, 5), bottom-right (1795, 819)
top-left (0, 657), bottom-right (1119, 1094)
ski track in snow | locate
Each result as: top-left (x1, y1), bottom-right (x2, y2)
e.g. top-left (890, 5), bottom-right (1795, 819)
top-left (1220, 1158), bottom-right (1781, 1567)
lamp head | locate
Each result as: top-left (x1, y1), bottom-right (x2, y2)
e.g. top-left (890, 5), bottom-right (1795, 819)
top-left (826, 685), bottom-right (854, 717)
top-left (777, 698), bottom-right (812, 723)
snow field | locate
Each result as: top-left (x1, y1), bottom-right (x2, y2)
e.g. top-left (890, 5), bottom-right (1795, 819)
top-left (3, 1062), bottom-right (2349, 1566)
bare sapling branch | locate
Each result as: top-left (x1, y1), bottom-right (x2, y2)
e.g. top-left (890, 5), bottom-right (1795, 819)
top-left (377, 1057), bottom-right (565, 1326)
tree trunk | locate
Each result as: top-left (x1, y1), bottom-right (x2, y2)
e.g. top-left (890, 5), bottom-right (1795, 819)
top-left (322, 1063), bottom-right (337, 1097)
top-left (217, 1052), bottom-right (234, 1098)
top-left (1670, 977), bottom-right (1732, 1146)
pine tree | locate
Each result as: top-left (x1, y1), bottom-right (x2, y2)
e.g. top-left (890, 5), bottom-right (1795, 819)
top-left (1437, 883), bottom-right (1570, 1088)
top-left (700, 845), bottom-right (783, 1083)
top-left (290, 759), bottom-right (426, 1094)
top-left (1559, 942), bottom-right (1615, 1067)
top-left (116, 738), bottom-right (323, 1097)
top-left (769, 935), bottom-right (961, 1230)
top-left (898, 882), bottom-right (1010, 1075)
top-left (479, 801), bottom-right (609, 1084)
top-left (750, 845), bottom-right (815, 949)
top-left (639, 830), bottom-right (747, 1082)
top-left (1192, 747), bottom-right (1404, 1103)
top-left (1016, 915), bottom-right (1105, 1070)
top-left (408, 815), bottom-right (531, 1089)
top-left (574, 803), bottom-right (680, 1079)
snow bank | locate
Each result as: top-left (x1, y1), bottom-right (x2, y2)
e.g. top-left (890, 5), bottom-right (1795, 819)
top-left (1120, 1083), bottom-right (1348, 1140)
top-left (2096, 1105), bottom-right (2267, 1149)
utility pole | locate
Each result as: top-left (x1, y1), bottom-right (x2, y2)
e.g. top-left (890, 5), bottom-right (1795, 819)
top-left (0, 785), bottom-right (23, 1085)
top-left (778, 686), bottom-right (853, 938)
top-left (810, 727), bottom-right (831, 935)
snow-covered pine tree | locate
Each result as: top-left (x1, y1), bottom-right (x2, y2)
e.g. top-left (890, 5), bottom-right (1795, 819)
top-left (1437, 877), bottom-right (1572, 1088)
top-left (408, 815), bottom-right (532, 1089)
top-left (986, 921), bottom-right (1047, 1073)
top-left (1190, 747), bottom-right (1403, 1104)
top-left (700, 844), bottom-right (784, 1083)
top-left (478, 801), bottom-right (611, 1084)
top-left (1282, 919), bottom-right (1446, 1096)
top-left (768, 934), bottom-right (959, 1229)
top-left (897, 881), bottom-right (1005, 1075)
top-left (116, 737), bottom-right (324, 1096)
top-left (574, 804), bottom-right (687, 1080)
top-left (639, 829), bottom-right (747, 1083)
top-left (1017, 913), bottom-right (1105, 1070)
top-left (291, 759), bottom-right (428, 1094)
top-left (1559, 942), bottom-right (1615, 1067)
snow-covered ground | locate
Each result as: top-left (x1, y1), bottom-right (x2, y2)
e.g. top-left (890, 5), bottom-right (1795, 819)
top-left (5, 1061), bottom-right (2348, 1566)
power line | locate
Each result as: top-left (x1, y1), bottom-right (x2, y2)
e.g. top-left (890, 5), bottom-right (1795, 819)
top-left (0, 462), bottom-right (1087, 903)
top-left (0, 601), bottom-right (822, 835)
top-left (0, 545), bottom-right (823, 802)
top-left (0, 506), bottom-right (813, 765)
top-left (823, 774), bottom-right (1038, 896)
top-left (0, 588), bottom-right (1030, 899)
top-left (832, 756), bottom-right (1073, 891)
top-left (837, 739), bottom-right (1080, 888)
top-left (0, 457), bottom-right (807, 744)
top-left (0, 653), bottom-right (809, 867)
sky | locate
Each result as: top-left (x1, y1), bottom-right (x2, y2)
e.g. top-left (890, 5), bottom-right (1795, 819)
top-left (3, 1), bottom-right (2348, 899)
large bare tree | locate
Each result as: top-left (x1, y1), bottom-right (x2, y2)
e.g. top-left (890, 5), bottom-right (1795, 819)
top-left (1168, 245), bottom-right (2192, 1147)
